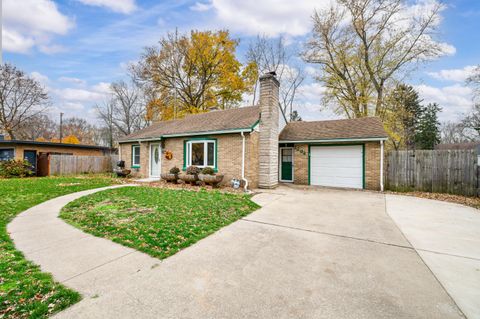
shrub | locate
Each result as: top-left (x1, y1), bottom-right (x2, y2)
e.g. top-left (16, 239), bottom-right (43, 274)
top-left (0, 160), bottom-right (34, 178)
top-left (169, 166), bottom-right (180, 175)
top-left (185, 165), bottom-right (200, 175)
top-left (201, 167), bottom-right (215, 175)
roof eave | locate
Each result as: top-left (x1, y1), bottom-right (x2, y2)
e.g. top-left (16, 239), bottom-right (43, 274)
top-left (279, 137), bottom-right (388, 143)
top-left (118, 127), bottom-right (255, 143)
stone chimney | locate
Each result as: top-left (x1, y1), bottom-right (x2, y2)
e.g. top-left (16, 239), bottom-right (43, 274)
top-left (258, 72), bottom-right (279, 189)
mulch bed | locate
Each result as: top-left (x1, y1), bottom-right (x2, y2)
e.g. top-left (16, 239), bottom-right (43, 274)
top-left (133, 179), bottom-right (246, 194)
top-left (386, 190), bottom-right (480, 211)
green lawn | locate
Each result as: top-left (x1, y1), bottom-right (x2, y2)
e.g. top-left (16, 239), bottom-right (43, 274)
top-left (60, 187), bottom-right (259, 260)
top-left (0, 176), bottom-right (118, 319)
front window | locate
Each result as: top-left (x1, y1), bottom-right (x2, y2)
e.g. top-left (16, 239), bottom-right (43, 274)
top-left (0, 148), bottom-right (14, 161)
top-left (132, 145), bottom-right (140, 167)
top-left (186, 140), bottom-right (216, 168)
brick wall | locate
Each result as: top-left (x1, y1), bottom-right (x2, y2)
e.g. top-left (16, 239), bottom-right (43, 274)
top-left (290, 142), bottom-right (383, 190)
top-left (161, 133), bottom-right (259, 188)
top-left (293, 144), bottom-right (308, 185)
top-left (246, 131), bottom-right (259, 188)
top-left (120, 132), bottom-right (259, 187)
top-left (365, 141), bottom-right (381, 190)
top-left (119, 142), bottom-right (150, 177)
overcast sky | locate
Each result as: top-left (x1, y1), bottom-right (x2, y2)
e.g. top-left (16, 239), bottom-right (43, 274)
top-left (3, 0), bottom-right (480, 124)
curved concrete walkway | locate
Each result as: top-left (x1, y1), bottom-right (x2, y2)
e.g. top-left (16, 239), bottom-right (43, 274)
top-left (7, 185), bottom-right (473, 318)
top-left (7, 184), bottom-right (160, 293)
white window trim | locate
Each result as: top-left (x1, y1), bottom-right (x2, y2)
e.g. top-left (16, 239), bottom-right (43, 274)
top-left (132, 145), bottom-right (141, 167)
top-left (186, 140), bottom-right (216, 168)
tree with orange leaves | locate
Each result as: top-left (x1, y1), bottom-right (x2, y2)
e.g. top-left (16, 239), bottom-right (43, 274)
top-left (133, 30), bottom-right (257, 121)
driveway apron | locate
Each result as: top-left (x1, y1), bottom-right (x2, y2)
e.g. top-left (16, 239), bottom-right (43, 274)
top-left (8, 185), bottom-right (465, 319)
top-left (386, 195), bottom-right (480, 319)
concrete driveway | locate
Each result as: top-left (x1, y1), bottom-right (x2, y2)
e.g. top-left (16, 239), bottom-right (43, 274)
top-left (9, 186), bottom-right (474, 318)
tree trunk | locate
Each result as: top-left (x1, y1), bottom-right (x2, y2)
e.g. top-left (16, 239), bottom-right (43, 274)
top-left (6, 129), bottom-right (15, 140)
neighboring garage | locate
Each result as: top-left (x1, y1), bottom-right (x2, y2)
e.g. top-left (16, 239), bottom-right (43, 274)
top-left (0, 137), bottom-right (112, 176)
top-left (278, 117), bottom-right (388, 191)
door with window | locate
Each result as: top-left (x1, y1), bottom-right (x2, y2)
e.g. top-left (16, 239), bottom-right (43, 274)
top-left (150, 144), bottom-right (161, 177)
top-left (23, 150), bottom-right (37, 174)
top-left (280, 147), bottom-right (293, 182)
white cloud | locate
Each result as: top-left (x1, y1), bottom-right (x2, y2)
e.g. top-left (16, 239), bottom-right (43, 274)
top-left (52, 82), bottom-right (110, 103)
top-left (297, 82), bottom-right (326, 102)
top-left (2, 29), bottom-right (35, 54)
top-left (427, 65), bottom-right (477, 82)
top-left (30, 72), bottom-right (50, 85)
top-left (304, 66), bottom-right (317, 77)
top-left (77, 0), bottom-right (137, 14)
top-left (208, 0), bottom-right (329, 37)
top-left (294, 82), bottom-right (339, 121)
top-left (438, 42), bottom-right (457, 56)
top-left (39, 44), bottom-right (68, 54)
top-left (416, 84), bottom-right (474, 121)
top-left (3, 0), bottom-right (73, 53)
top-left (91, 82), bottom-right (112, 94)
top-left (190, 2), bottom-right (213, 12)
top-left (63, 102), bottom-right (86, 111)
top-left (59, 77), bottom-right (87, 86)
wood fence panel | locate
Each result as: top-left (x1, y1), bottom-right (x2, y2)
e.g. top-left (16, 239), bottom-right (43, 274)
top-left (386, 150), bottom-right (478, 196)
top-left (49, 154), bottom-right (118, 176)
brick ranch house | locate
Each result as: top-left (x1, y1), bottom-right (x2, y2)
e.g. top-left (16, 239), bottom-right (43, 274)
top-left (118, 72), bottom-right (388, 190)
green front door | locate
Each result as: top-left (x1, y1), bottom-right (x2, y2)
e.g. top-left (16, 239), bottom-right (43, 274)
top-left (280, 148), bottom-right (293, 182)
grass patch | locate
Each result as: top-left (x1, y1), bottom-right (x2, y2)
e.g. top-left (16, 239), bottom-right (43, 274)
top-left (60, 187), bottom-right (260, 259)
top-left (0, 176), bottom-right (118, 319)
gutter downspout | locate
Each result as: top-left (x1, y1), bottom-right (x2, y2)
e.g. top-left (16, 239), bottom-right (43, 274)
top-left (240, 131), bottom-right (249, 192)
top-left (380, 140), bottom-right (384, 192)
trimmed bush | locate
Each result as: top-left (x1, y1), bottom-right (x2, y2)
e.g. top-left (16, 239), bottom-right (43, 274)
top-left (185, 166), bottom-right (200, 175)
top-left (0, 160), bottom-right (34, 178)
top-left (201, 167), bottom-right (215, 175)
top-left (169, 166), bottom-right (180, 175)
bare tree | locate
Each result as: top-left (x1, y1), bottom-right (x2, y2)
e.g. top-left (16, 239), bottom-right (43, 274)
top-left (304, 0), bottom-right (447, 119)
top-left (440, 121), bottom-right (473, 144)
top-left (61, 117), bottom-right (96, 144)
top-left (96, 80), bottom-right (148, 142)
top-left (0, 63), bottom-right (49, 139)
top-left (110, 80), bottom-right (148, 135)
top-left (247, 36), bottom-right (305, 122)
top-left (466, 65), bottom-right (480, 101)
top-left (462, 104), bottom-right (480, 140)
top-left (95, 99), bottom-right (118, 148)
top-left (16, 114), bottom-right (58, 140)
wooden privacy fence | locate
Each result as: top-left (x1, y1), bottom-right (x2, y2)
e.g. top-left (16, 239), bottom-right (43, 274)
top-left (49, 154), bottom-right (119, 176)
top-left (386, 150), bottom-right (478, 196)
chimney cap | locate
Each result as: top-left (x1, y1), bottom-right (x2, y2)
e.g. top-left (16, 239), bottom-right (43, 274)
top-left (259, 71), bottom-right (279, 84)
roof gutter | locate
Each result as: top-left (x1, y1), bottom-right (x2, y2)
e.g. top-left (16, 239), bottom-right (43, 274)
top-left (279, 137), bottom-right (388, 143)
top-left (118, 127), bottom-right (254, 143)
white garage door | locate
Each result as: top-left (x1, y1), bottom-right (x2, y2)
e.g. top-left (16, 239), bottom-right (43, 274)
top-left (310, 145), bottom-right (363, 189)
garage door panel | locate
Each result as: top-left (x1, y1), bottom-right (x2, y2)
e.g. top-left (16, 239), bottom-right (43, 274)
top-left (311, 170), bottom-right (362, 178)
top-left (311, 160), bottom-right (362, 168)
top-left (310, 145), bottom-right (363, 189)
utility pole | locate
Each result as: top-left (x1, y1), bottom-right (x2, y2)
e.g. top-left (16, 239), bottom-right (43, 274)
top-left (173, 27), bottom-right (178, 120)
top-left (59, 112), bottom-right (64, 143)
